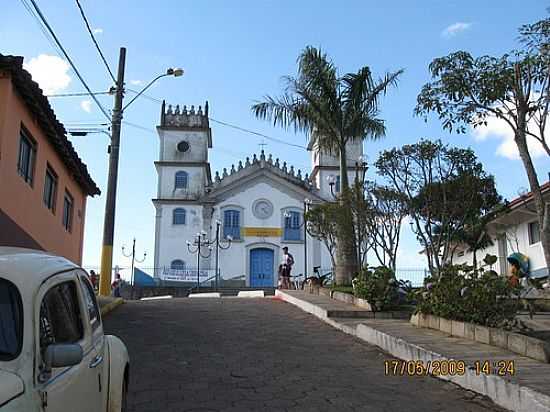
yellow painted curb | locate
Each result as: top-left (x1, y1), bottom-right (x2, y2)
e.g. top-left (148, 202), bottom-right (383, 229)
top-left (100, 298), bottom-right (124, 317)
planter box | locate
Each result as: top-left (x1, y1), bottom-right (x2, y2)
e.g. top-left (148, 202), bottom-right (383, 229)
top-left (318, 287), bottom-right (332, 297)
top-left (354, 297), bottom-right (374, 311)
top-left (411, 312), bottom-right (550, 363)
top-left (332, 291), bottom-right (355, 305)
top-left (507, 332), bottom-right (527, 356)
top-left (474, 325), bottom-right (490, 344)
top-left (439, 317), bottom-right (452, 335)
top-left (428, 314), bottom-right (440, 330)
top-left (489, 328), bottom-right (508, 349)
top-left (525, 336), bottom-right (550, 363)
top-left (451, 320), bottom-right (465, 338)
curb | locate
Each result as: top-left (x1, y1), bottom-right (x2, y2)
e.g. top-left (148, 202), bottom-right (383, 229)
top-left (276, 290), bottom-right (550, 412)
top-left (100, 298), bottom-right (124, 317)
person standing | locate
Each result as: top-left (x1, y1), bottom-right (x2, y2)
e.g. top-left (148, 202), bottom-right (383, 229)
top-left (281, 246), bottom-right (294, 289)
top-left (112, 273), bottom-right (122, 298)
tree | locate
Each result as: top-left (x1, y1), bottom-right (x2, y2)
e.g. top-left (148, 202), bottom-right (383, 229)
top-left (305, 202), bottom-right (341, 269)
top-left (365, 184), bottom-right (408, 271)
top-left (375, 139), bottom-right (501, 275)
top-left (252, 46), bottom-right (403, 285)
top-left (415, 18), bottom-right (550, 271)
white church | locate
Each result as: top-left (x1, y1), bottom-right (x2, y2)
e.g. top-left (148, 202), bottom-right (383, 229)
top-left (152, 101), bottom-right (362, 287)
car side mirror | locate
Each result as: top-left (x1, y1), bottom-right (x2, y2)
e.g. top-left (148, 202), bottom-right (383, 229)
top-left (44, 344), bottom-right (83, 368)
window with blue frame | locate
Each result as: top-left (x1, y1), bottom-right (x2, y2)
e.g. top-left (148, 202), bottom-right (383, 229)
top-left (170, 260), bottom-right (185, 271)
top-left (335, 175), bottom-right (341, 193)
top-left (174, 171), bottom-right (188, 189)
top-left (223, 210), bottom-right (240, 239)
top-left (173, 208), bottom-right (186, 225)
top-left (284, 211), bottom-right (301, 241)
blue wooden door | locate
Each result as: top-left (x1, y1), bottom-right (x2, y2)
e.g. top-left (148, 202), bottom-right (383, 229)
top-left (250, 248), bottom-right (274, 287)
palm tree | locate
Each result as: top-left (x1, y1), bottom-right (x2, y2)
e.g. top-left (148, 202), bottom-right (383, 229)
top-left (251, 46), bottom-right (403, 285)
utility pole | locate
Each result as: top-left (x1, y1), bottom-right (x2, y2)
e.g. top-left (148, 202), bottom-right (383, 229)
top-left (99, 47), bottom-right (126, 296)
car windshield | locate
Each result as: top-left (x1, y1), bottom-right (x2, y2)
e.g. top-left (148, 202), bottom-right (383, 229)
top-left (0, 278), bottom-right (23, 361)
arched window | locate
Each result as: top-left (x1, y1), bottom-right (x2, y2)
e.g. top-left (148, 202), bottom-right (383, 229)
top-left (223, 209), bottom-right (241, 239)
top-left (173, 208), bottom-right (186, 225)
top-left (174, 171), bottom-right (188, 189)
top-left (284, 211), bottom-right (301, 241)
top-left (170, 259), bottom-right (185, 271)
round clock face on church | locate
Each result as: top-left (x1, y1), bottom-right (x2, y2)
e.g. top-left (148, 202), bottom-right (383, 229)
top-left (253, 199), bottom-right (273, 219)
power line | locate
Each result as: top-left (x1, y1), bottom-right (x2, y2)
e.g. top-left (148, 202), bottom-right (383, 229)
top-left (46, 90), bottom-right (112, 97)
top-left (208, 118), bottom-right (308, 150)
top-left (21, 0), bottom-right (111, 120)
top-left (74, 0), bottom-right (116, 83)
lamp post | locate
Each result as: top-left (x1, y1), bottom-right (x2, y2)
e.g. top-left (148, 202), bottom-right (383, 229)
top-left (354, 155), bottom-right (368, 266)
top-left (284, 198), bottom-right (312, 287)
top-left (98, 47), bottom-right (183, 296)
top-left (213, 220), bottom-right (232, 290)
top-left (121, 238), bottom-right (146, 286)
top-left (327, 175), bottom-right (337, 199)
top-left (187, 232), bottom-right (212, 289)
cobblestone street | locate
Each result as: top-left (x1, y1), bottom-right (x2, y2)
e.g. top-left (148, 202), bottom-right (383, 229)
top-left (104, 298), bottom-right (503, 412)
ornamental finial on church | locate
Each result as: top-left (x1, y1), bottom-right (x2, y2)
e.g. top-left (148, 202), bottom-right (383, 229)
top-left (222, 168), bottom-right (228, 178)
top-left (238, 160), bottom-right (243, 170)
top-left (252, 153), bottom-right (258, 163)
top-left (260, 150), bottom-right (265, 161)
top-left (245, 157), bottom-right (250, 166)
top-left (268, 154), bottom-right (273, 164)
top-left (161, 101), bottom-right (209, 128)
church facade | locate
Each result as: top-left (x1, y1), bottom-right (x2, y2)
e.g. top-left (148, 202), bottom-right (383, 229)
top-left (152, 101), bottom-right (362, 287)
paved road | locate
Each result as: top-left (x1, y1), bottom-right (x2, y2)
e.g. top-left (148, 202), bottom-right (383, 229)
top-left (104, 298), bottom-right (503, 412)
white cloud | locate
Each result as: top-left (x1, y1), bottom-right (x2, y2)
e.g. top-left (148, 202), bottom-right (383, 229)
top-left (23, 54), bottom-right (71, 94)
top-left (80, 99), bottom-right (92, 113)
top-left (92, 28), bottom-right (103, 34)
top-left (472, 114), bottom-right (547, 160)
top-left (442, 22), bottom-right (472, 38)
top-left (129, 79), bottom-right (143, 85)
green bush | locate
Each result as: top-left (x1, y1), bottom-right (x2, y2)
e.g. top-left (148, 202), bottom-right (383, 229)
top-left (352, 266), bottom-right (412, 311)
top-left (416, 264), bottom-right (521, 328)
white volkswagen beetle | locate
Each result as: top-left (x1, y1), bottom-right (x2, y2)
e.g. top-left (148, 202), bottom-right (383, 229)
top-left (0, 248), bottom-right (129, 411)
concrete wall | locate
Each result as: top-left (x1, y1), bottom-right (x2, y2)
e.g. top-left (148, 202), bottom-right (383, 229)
top-left (0, 74), bottom-right (88, 264)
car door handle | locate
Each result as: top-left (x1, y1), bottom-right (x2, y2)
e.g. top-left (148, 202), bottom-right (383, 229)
top-left (89, 355), bottom-right (103, 369)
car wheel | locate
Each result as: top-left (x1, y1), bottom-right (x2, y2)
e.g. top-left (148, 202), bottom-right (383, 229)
top-left (121, 379), bottom-right (128, 412)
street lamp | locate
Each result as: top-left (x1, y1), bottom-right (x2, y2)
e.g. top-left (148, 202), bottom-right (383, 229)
top-left (212, 220), bottom-right (232, 290)
top-left (326, 175), bottom-right (337, 198)
top-left (283, 198), bottom-right (312, 288)
top-left (98, 51), bottom-right (183, 296)
top-left (187, 232), bottom-right (212, 290)
top-left (355, 155), bottom-right (368, 186)
top-left (121, 238), bottom-right (146, 287)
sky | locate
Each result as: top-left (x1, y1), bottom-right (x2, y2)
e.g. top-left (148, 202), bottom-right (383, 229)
top-left (1, 0), bottom-right (549, 271)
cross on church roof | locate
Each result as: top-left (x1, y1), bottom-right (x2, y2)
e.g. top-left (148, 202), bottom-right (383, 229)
top-left (258, 139), bottom-right (268, 151)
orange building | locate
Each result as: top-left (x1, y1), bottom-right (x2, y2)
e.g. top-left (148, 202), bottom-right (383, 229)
top-left (0, 54), bottom-right (100, 264)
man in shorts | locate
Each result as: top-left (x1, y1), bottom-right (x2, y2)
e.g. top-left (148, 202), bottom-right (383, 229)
top-left (281, 246), bottom-right (294, 289)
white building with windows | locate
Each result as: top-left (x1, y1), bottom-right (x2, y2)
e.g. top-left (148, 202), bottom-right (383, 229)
top-left (452, 182), bottom-right (550, 278)
top-left (152, 101), bottom-right (363, 287)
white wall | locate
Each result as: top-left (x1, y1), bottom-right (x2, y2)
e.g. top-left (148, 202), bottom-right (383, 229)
top-left (157, 165), bottom-right (206, 198)
top-left (208, 181), bottom-right (330, 285)
top-left (155, 204), bottom-right (211, 272)
top-left (452, 219), bottom-right (546, 276)
top-left (158, 129), bottom-right (209, 162)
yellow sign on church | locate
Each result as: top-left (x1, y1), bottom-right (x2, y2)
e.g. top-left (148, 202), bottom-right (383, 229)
top-left (242, 227), bottom-right (282, 237)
